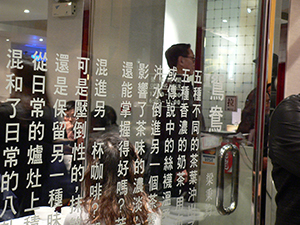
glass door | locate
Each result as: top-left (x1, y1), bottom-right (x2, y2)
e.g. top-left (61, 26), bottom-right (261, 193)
top-left (198, 0), bottom-right (261, 224)
top-left (86, 0), bottom-right (273, 224)
top-left (0, 0), bottom-right (275, 224)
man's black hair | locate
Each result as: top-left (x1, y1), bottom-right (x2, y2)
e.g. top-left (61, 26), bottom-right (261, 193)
top-left (165, 43), bottom-right (191, 68)
top-left (66, 100), bottom-right (75, 111)
top-left (91, 105), bottom-right (117, 127)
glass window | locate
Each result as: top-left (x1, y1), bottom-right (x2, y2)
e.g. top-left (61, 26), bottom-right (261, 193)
top-left (0, 0), bottom-right (264, 224)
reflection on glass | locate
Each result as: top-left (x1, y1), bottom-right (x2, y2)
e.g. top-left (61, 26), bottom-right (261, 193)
top-left (0, 0), bottom-right (271, 224)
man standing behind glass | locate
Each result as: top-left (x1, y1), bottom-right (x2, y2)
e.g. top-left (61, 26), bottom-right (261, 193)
top-left (165, 43), bottom-right (195, 76)
top-left (151, 43), bottom-right (201, 202)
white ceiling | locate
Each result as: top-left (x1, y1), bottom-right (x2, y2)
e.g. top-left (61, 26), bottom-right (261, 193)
top-left (0, 0), bottom-right (290, 22)
top-left (0, 0), bottom-right (48, 55)
top-left (0, 0), bottom-right (48, 22)
top-left (0, 0), bottom-right (291, 55)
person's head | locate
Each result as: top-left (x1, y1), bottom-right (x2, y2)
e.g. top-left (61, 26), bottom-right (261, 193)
top-left (66, 100), bottom-right (75, 112)
top-left (82, 132), bottom-right (156, 224)
top-left (244, 88), bottom-right (270, 115)
top-left (85, 132), bottom-right (137, 191)
top-left (244, 88), bottom-right (257, 114)
top-left (267, 83), bottom-right (271, 96)
top-left (165, 43), bottom-right (195, 75)
top-left (64, 100), bottom-right (76, 124)
top-left (237, 88), bottom-right (270, 133)
top-left (90, 105), bottom-right (117, 131)
top-left (266, 92), bottom-right (271, 115)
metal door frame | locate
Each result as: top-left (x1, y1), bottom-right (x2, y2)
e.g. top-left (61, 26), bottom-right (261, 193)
top-left (253, 0), bottom-right (276, 224)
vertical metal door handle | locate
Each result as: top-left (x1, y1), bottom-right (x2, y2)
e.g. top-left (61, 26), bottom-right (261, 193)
top-left (216, 144), bottom-right (240, 215)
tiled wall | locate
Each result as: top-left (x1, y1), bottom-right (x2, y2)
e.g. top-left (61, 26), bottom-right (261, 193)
top-left (202, 0), bottom-right (258, 130)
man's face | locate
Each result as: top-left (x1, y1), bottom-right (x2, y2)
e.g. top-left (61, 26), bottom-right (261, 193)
top-left (180, 48), bottom-right (195, 75)
top-left (267, 85), bottom-right (271, 95)
top-left (64, 109), bottom-right (76, 125)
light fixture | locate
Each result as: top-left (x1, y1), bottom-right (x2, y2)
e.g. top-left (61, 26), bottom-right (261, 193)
top-left (6, 39), bottom-right (9, 42)
top-left (24, 9), bottom-right (30, 13)
top-left (222, 19), bottom-right (228, 23)
top-left (247, 7), bottom-right (257, 14)
top-left (39, 38), bottom-right (44, 42)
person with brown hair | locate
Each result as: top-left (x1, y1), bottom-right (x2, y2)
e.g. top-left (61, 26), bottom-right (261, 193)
top-left (237, 88), bottom-right (270, 145)
top-left (237, 87), bottom-right (270, 224)
top-left (236, 88), bottom-right (257, 135)
top-left (64, 132), bottom-right (161, 225)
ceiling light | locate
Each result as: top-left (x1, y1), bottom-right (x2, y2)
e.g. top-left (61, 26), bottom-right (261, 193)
top-left (222, 19), bottom-right (228, 23)
top-left (39, 38), bottom-right (44, 42)
top-left (247, 8), bottom-right (252, 13)
top-left (6, 39), bottom-right (9, 42)
top-left (24, 9), bottom-right (30, 13)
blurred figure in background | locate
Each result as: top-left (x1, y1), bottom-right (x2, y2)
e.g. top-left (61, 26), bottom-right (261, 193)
top-left (267, 83), bottom-right (271, 96)
top-left (236, 87), bottom-right (270, 224)
top-left (64, 100), bottom-right (76, 141)
top-left (0, 60), bottom-right (53, 219)
top-left (64, 132), bottom-right (161, 225)
top-left (237, 88), bottom-right (270, 146)
top-left (269, 94), bottom-right (300, 225)
top-left (89, 105), bottom-right (118, 134)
